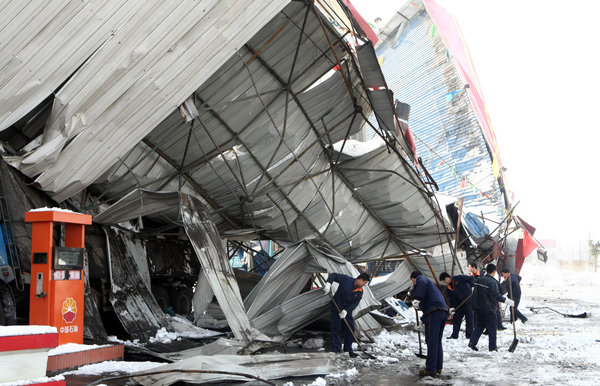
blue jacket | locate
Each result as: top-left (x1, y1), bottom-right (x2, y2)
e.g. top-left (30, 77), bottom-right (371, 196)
top-left (327, 273), bottom-right (363, 315)
top-left (451, 275), bottom-right (476, 303)
top-left (473, 274), bottom-right (506, 313)
top-left (501, 273), bottom-right (522, 299)
top-left (412, 275), bottom-right (447, 314)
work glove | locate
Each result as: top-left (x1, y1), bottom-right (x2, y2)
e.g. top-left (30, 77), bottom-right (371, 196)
top-left (505, 298), bottom-right (515, 307)
top-left (323, 282), bottom-right (331, 295)
top-left (339, 309), bottom-right (347, 319)
top-left (412, 300), bottom-right (420, 310)
top-left (449, 307), bottom-right (456, 316)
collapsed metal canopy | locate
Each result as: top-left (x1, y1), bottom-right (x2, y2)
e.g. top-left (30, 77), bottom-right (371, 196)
top-left (1, 0), bottom-right (458, 344)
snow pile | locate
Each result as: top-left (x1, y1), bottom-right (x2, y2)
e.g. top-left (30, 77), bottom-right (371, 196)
top-left (326, 367), bottom-right (359, 382)
top-left (28, 207), bottom-right (77, 213)
top-left (0, 325), bottom-right (57, 336)
top-left (49, 343), bottom-right (111, 356)
top-left (149, 327), bottom-right (180, 344)
top-left (167, 315), bottom-right (221, 339)
top-left (306, 377), bottom-right (327, 386)
top-left (303, 337), bottom-right (325, 349)
top-left (62, 361), bottom-right (164, 375)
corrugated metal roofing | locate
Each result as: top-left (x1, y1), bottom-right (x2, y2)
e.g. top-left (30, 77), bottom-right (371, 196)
top-left (373, 7), bottom-right (507, 224)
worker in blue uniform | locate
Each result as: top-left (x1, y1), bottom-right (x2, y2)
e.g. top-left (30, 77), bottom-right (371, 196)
top-left (440, 272), bottom-right (476, 339)
top-left (469, 263), bottom-right (514, 351)
top-left (411, 270), bottom-right (449, 377)
top-left (501, 268), bottom-right (527, 324)
top-left (323, 272), bottom-right (370, 358)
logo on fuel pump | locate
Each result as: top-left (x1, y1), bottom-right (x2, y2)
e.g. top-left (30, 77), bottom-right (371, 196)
top-left (61, 297), bottom-right (77, 323)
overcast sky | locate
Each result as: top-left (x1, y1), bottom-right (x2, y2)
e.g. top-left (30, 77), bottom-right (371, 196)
top-left (352, 0), bottom-right (600, 243)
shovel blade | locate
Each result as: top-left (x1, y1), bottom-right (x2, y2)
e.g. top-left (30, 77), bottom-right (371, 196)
top-left (508, 338), bottom-right (519, 352)
top-left (415, 352), bottom-right (427, 359)
top-left (567, 312), bottom-right (588, 318)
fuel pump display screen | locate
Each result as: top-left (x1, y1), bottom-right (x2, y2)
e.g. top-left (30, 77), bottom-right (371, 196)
top-left (53, 247), bottom-right (84, 270)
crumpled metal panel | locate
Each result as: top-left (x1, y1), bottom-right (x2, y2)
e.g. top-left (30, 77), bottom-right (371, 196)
top-left (0, 0), bottom-right (143, 132)
top-left (180, 192), bottom-right (270, 344)
top-left (134, 352), bottom-right (344, 385)
top-left (93, 189), bottom-right (179, 224)
top-left (338, 146), bottom-right (447, 250)
top-left (105, 228), bottom-right (171, 341)
top-left (9, 0), bottom-right (291, 201)
top-left (370, 261), bottom-right (412, 300)
top-left (245, 240), bottom-right (381, 340)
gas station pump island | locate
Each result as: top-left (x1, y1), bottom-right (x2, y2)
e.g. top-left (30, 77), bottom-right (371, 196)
top-left (25, 210), bottom-right (92, 345)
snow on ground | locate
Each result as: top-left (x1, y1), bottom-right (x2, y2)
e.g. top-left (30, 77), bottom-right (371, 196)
top-left (57, 260), bottom-right (600, 385)
top-left (293, 260), bottom-right (600, 385)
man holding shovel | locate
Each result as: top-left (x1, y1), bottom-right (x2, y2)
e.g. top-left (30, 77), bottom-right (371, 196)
top-left (323, 272), bottom-right (370, 358)
top-left (411, 270), bottom-right (449, 377)
top-left (468, 263), bottom-right (514, 352)
top-left (440, 272), bottom-right (476, 339)
top-left (501, 268), bottom-right (528, 324)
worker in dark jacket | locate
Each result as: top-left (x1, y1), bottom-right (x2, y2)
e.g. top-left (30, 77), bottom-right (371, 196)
top-left (323, 272), bottom-right (370, 357)
top-left (443, 273), bottom-right (475, 339)
top-left (411, 270), bottom-right (449, 377)
top-left (468, 264), bottom-right (514, 351)
top-left (501, 269), bottom-right (528, 324)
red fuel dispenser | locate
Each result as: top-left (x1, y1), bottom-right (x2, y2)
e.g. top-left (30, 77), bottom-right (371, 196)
top-left (25, 210), bottom-right (92, 345)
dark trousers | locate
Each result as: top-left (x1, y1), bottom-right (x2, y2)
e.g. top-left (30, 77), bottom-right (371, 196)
top-left (423, 310), bottom-right (446, 372)
top-left (496, 303), bottom-right (503, 327)
top-left (451, 301), bottom-right (473, 338)
top-left (509, 296), bottom-right (527, 322)
top-left (330, 309), bottom-right (355, 353)
top-left (470, 309), bottom-right (498, 350)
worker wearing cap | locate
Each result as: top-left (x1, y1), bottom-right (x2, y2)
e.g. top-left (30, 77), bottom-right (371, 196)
top-left (411, 270), bottom-right (448, 377)
top-left (322, 272), bottom-right (370, 358)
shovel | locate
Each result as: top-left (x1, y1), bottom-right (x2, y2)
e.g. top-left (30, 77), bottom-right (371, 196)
top-left (414, 308), bottom-right (427, 359)
top-left (529, 306), bottom-right (588, 318)
top-left (508, 276), bottom-right (518, 352)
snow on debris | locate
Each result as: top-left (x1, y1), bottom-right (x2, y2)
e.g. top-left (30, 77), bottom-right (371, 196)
top-left (167, 315), bottom-right (222, 338)
top-left (149, 327), bottom-right (180, 344)
top-left (0, 325), bottom-right (57, 337)
top-left (49, 342), bottom-right (111, 356)
top-left (302, 337), bottom-right (325, 350)
top-left (62, 360), bottom-right (164, 375)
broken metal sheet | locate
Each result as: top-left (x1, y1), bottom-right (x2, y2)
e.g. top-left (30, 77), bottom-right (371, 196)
top-left (93, 190), bottom-right (179, 224)
top-left (338, 145), bottom-right (450, 251)
top-left (179, 192), bottom-right (270, 344)
top-left (0, 1), bottom-right (143, 132)
top-left (15, 0), bottom-right (447, 265)
top-left (244, 240), bottom-right (382, 341)
top-left (245, 240), bottom-right (378, 320)
top-left (105, 228), bottom-right (171, 341)
top-left (251, 290), bottom-right (330, 340)
top-left (134, 352), bottom-right (344, 385)
top-left (83, 252), bottom-right (108, 341)
top-left (357, 42), bottom-right (387, 89)
top-left (10, 0), bottom-right (291, 201)
top-left (191, 270), bottom-right (214, 318)
top-left (370, 261), bottom-right (412, 300)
